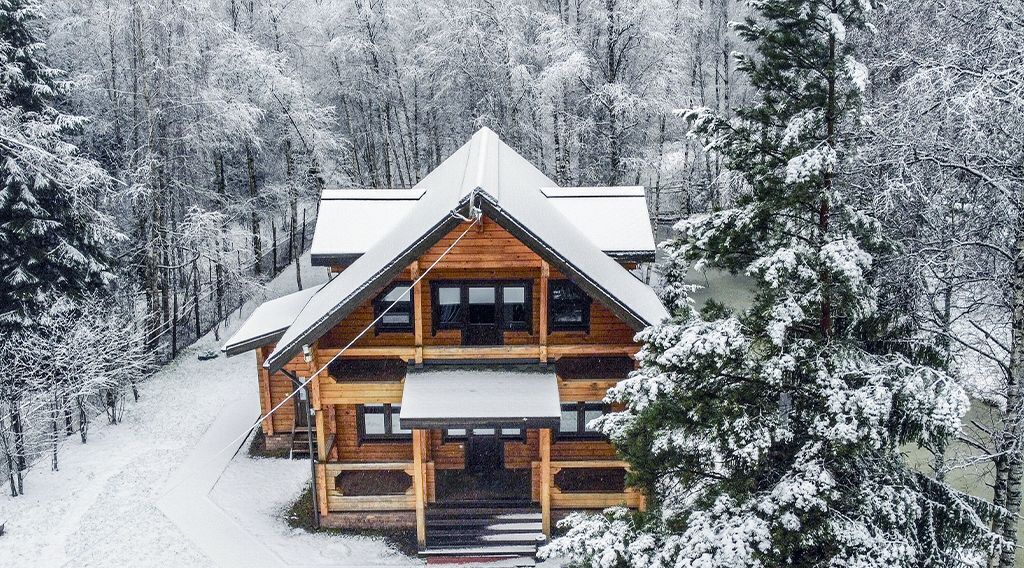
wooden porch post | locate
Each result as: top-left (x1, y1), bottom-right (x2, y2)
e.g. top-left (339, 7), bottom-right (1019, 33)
top-left (540, 428), bottom-right (552, 538)
top-left (539, 261), bottom-right (549, 364)
top-left (413, 428), bottom-right (427, 548)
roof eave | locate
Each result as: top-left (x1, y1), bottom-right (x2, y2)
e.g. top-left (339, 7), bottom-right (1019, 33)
top-left (263, 198), bottom-right (473, 374)
top-left (222, 329), bottom-right (286, 357)
top-left (606, 250), bottom-right (656, 263)
top-left (310, 253), bottom-right (361, 267)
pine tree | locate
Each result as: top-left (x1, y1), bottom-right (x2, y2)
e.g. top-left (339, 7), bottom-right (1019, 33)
top-left (543, 1), bottom-right (1005, 566)
top-left (0, 0), bottom-right (111, 331)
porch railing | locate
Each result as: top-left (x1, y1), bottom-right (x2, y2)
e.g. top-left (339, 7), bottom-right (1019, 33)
top-left (320, 461), bottom-right (417, 513)
top-left (531, 459), bottom-right (645, 510)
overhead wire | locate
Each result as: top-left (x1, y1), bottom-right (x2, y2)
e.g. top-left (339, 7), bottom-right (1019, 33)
top-left (158, 207), bottom-right (482, 497)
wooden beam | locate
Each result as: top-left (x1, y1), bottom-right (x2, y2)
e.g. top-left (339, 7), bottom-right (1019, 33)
top-left (412, 429), bottom-right (427, 548)
top-left (540, 428), bottom-right (552, 538)
top-left (255, 347), bottom-right (274, 436)
top-left (411, 262), bottom-right (424, 365)
top-left (316, 463), bottom-right (329, 516)
top-left (539, 261), bottom-right (549, 363)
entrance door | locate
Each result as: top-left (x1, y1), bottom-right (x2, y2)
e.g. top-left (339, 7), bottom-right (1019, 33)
top-left (464, 286), bottom-right (500, 346)
top-left (465, 429), bottom-right (504, 478)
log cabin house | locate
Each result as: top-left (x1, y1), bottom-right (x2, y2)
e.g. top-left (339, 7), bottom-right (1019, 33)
top-left (222, 127), bottom-right (669, 558)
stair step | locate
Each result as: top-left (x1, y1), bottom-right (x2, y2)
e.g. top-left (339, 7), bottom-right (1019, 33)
top-left (428, 519), bottom-right (543, 530)
top-left (427, 508), bottom-right (539, 518)
top-left (429, 500), bottom-right (534, 509)
top-left (420, 545), bottom-right (539, 557)
top-left (428, 533), bottom-right (545, 544)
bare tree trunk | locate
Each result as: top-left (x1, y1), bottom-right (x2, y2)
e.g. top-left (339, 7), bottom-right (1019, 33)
top-left (51, 390), bottom-right (59, 471)
top-left (215, 153), bottom-right (226, 322)
top-left (271, 218), bottom-right (278, 272)
top-left (247, 144), bottom-right (262, 275)
top-left (10, 395), bottom-right (25, 494)
top-left (285, 139), bottom-right (302, 289)
top-left (77, 395), bottom-right (89, 444)
top-left (997, 222), bottom-right (1024, 568)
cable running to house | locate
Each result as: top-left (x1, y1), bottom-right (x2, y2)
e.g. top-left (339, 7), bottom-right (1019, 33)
top-left (158, 208), bottom-right (482, 497)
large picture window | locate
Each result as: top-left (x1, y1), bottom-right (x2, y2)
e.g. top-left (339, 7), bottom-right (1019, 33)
top-left (357, 403), bottom-right (411, 443)
top-left (430, 281), bottom-right (532, 335)
top-left (374, 283), bottom-right (413, 333)
top-left (549, 280), bottom-right (591, 332)
top-left (558, 401), bottom-right (606, 440)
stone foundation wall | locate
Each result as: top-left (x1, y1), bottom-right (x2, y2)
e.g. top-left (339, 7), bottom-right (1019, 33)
top-left (320, 511), bottom-right (416, 530)
top-left (263, 434), bottom-right (292, 452)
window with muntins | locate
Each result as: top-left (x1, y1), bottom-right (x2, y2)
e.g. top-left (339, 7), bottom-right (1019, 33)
top-left (430, 281), bottom-right (532, 335)
top-left (549, 280), bottom-right (591, 332)
top-left (443, 427), bottom-right (525, 442)
top-left (558, 401), bottom-right (606, 440)
top-left (374, 283), bottom-right (413, 333)
top-left (357, 403), bottom-right (412, 442)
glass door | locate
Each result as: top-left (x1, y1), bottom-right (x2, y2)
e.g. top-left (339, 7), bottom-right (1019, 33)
top-left (463, 285), bottom-right (500, 346)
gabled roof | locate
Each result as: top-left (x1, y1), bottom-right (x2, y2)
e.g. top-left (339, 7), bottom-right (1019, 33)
top-left (258, 127), bottom-right (669, 373)
top-left (309, 185), bottom-right (655, 265)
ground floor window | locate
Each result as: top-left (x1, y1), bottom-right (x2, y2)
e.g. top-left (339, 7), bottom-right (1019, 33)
top-left (443, 427), bottom-right (525, 442)
top-left (559, 401), bottom-right (606, 440)
top-left (357, 403), bottom-right (412, 442)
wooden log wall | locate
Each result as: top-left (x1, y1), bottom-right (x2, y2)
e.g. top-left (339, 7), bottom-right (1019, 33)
top-left (317, 217), bottom-right (637, 353)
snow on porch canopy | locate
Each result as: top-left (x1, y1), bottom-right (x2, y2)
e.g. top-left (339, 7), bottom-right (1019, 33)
top-left (399, 366), bottom-right (561, 430)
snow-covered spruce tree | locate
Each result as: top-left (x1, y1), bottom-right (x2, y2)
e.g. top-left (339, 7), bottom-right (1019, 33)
top-left (542, 1), bottom-right (1004, 566)
top-left (0, 0), bottom-right (111, 332)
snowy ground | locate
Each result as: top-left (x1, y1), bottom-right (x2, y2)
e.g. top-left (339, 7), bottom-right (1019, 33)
top-left (0, 255), bottom-right (421, 567)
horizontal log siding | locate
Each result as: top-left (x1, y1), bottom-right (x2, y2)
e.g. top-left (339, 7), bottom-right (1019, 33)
top-left (319, 268), bottom-right (415, 350)
top-left (259, 344), bottom-right (307, 434)
top-left (333, 404), bottom-right (413, 462)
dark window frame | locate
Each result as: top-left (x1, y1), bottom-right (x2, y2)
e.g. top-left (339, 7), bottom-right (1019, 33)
top-left (356, 403), bottom-right (412, 443)
top-left (558, 401), bottom-right (607, 441)
top-left (548, 280), bottom-right (592, 333)
top-left (430, 280), bottom-right (532, 336)
top-left (441, 427), bottom-right (527, 443)
top-left (373, 282), bottom-right (414, 334)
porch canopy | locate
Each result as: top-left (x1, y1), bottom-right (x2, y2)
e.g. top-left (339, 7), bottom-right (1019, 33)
top-left (399, 366), bottom-right (561, 430)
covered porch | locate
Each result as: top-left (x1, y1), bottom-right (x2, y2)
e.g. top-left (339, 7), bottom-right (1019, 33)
top-left (310, 365), bottom-right (643, 554)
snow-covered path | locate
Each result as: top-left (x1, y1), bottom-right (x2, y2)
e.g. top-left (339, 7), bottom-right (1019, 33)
top-left (0, 255), bottom-right (419, 567)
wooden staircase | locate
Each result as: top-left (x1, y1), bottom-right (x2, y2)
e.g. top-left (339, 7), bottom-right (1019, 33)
top-left (421, 501), bottom-right (545, 561)
top-left (289, 423), bottom-right (317, 459)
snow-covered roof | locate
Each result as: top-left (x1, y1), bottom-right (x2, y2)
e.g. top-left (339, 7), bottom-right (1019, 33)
top-left (221, 284), bottom-right (324, 357)
top-left (310, 189), bottom-right (425, 265)
top-left (540, 186), bottom-right (655, 258)
top-left (309, 183), bottom-right (655, 265)
top-left (257, 128), bottom-right (669, 372)
top-left (399, 366), bottom-right (561, 429)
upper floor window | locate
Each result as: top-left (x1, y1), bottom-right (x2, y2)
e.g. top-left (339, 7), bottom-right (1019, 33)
top-left (357, 403), bottom-right (411, 443)
top-left (549, 280), bottom-right (591, 332)
top-left (501, 285), bottom-right (529, 331)
top-left (430, 281), bottom-right (532, 336)
top-left (374, 283), bottom-right (413, 333)
top-left (559, 401), bottom-right (606, 440)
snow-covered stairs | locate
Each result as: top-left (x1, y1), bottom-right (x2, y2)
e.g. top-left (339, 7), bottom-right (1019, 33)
top-left (422, 501), bottom-right (545, 560)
